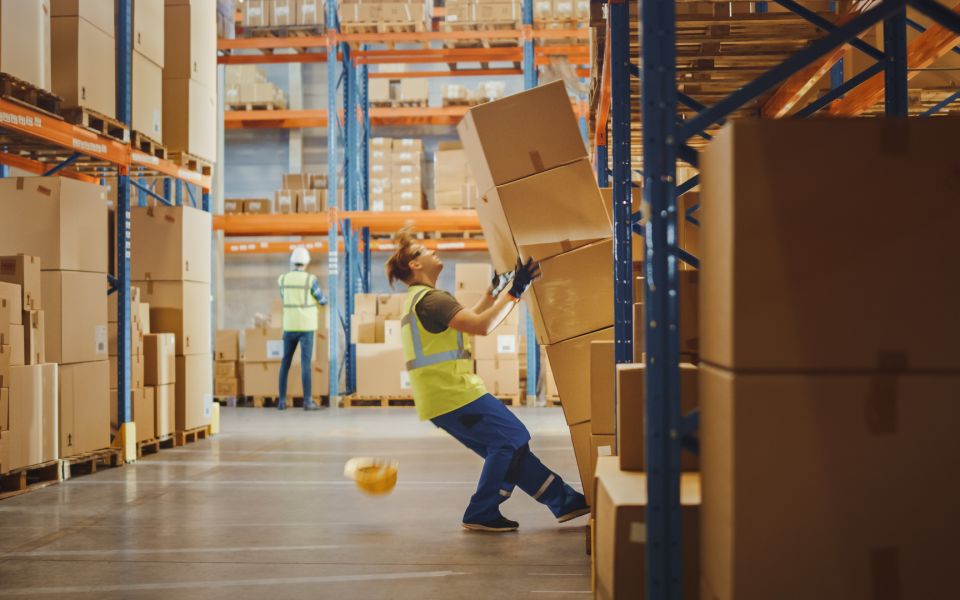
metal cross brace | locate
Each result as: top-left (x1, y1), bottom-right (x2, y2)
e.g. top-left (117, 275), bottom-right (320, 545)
top-left (131, 180), bottom-right (173, 206)
top-left (920, 88), bottom-right (960, 116)
top-left (774, 0), bottom-right (885, 59)
top-left (42, 152), bottom-right (83, 176)
top-left (907, 17), bottom-right (960, 56)
top-left (911, 0), bottom-right (960, 37)
top-left (794, 60), bottom-right (885, 116)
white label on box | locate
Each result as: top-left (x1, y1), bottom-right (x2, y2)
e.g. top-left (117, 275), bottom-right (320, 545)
top-left (400, 152), bottom-right (412, 160)
top-left (276, 6), bottom-right (289, 16)
top-left (372, 187), bottom-right (384, 194)
top-left (152, 109), bottom-right (161, 135)
top-left (204, 394), bottom-right (212, 418)
top-left (248, 7), bottom-right (262, 17)
top-left (598, 445), bottom-right (612, 457)
top-left (497, 335), bottom-right (516, 354)
top-left (630, 522), bottom-right (647, 543)
top-left (266, 340), bottom-right (284, 359)
top-left (400, 205), bottom-right (412, 212)
top-left (447, 87), bottom-right (461, 98)
top-left (558, 1), bottom-right (573, 11)
top-left (303, 4), bottom-right (315, 13)
top-left (400, 165), bottom-right (412, 173)
top-left (372, 165), bottom-right (384, 172)
top-left (95, 326), bottom-right (107, 355)
top-left (402, 139), bottom-right (414, 146)
top-left (446, 14), bottom-right (458, 21)
top-left (536, 1), bottom-right (551, 11)
top-left (372, 199), bottom-right (384, 211)
top-left (373, 150), bottom-right (385, 158)
top-left (400, 177), bottom-right (413, 185)
top-left (577, 0), bottom-right (589, 11)
top-left (400, 371), bottom-right (411, 389)
top-left (401, 192), bottom-right (413, 200)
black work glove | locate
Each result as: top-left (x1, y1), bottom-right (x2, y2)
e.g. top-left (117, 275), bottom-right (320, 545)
top-left (487, 270), bottom-right (515, 297)
top-left (507, 257), bottom-right (542, 300)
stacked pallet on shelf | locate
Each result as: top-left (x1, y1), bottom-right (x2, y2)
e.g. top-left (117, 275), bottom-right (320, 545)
top-left (458, 79), bottom-right (614, 499)
top-left (532, 0), bottom-right (589, 45)
top-left (276, 173), bottom-right (328, 215)
top-left (50, 1), bottom-right (117, 123)
top-left (225, 65), bottom-right (289, 111)
top-left (369, 137), bottom-right (425, 211)
top-left (340, 0), bottom-right (433, 45)
top-left (441, 81), bottom-right (507, 108)
top-left (242, 0), bottom-right (324, 29)
top-left (441, 0), bottom-right (522, 52)
top-left (348, 292), bottom-right (409, 406)
top-left (132, 205), bottom-right (214, 439)
top-left (370, 72), bottom-right (429, 108)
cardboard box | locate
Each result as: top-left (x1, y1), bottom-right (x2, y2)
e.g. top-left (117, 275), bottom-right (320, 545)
top-left (132, 50), bottom-right (163, 142)
top-left (455, 263), bottom-right (493, 292)
top-left (243, 360), bottom-right (328, 398)
top-left (50, 16), bottom-right (116, 117)
top-left (276, 190), bottom-right (297, 214)
top-left (527, 239), bottom-right (614, 345)
top-left (0, 178), bottom-right (107, 273)
top-left (392, 163), bottom-right (421, 179)
top-left (271, 299), bottom-right (283, 328)
top-left (356, 344), bottom-right (409, 396)
top-left (214, 361), bottom-right (238, 379)
top-left (384, 320), bottom-right (402, 345)
top-left (354, 293), bottom-right (378, 317)
top-left (457, 80), bottom-right (586, 195)
top-left (131, 205), bottom-right (212, 283)
top-left (399, 78), bottom-right (428, 101)
top-left (0, 298), bottom-right (8, 347)
top-left (132, 0), bottom-right (164, 67)
top-left (136, 281), bottom-right (211, 356)
top-left (144, 333), bottom-right (176, 386)
top-left (23, 310), bottom-right (44, 365)
top-left (473, 321), bottom-right (518, 359)
top-left (391, 192), bottom-right (422, 212)
top-left (162, 78), bottom-right (217, 162)
top-left (273, 0), bottom-right (296, 25)
top-left (282, 173), bottom-right (311, 190)
top-left (616, 363), bottom-right (699, 472)
top-left (476, 159), bottom-right (611, 273)
top-left (9, 326), bottom-right (23, 367)
top-left (244, 198), bottom-right (273, 214)
top-left (242, 0), bottom-right (271, 26)
top-left (590, 341), bottom-right (615, 435)
top-left (545, 327), bottom-right (613, 426)
top-left (245, 327), bottom-right (308, 362)
top-left (58, 360), bottom-right (109, 458)
top-left (41, 270), bottom-right (109, 364)
top-left (214, 330), bottom-right (239, 361)
top-left (590, 434), bottom-right (616, 495)
top-left (376, 294), bottom-right (404, 320)
top-left (0, 0), bottom-right (51, 92)
top-left (476, 2), bottom-right (519, 20)
top-left (594, 457), bottom-right (700, 600)
top-left (475, 357), bottom-right (519, 396)
top-left (298, 0), bottom-right (321, 25)
top-left (51, 0), bottom-right (114, 36)
top-left (135, 386), bottom-right (156, 443)
top-left (297, 190), bottom-right (323, 213)
top-left (108, 320), bottom-right (145, 357)
top-left (9, 363), bottom-right (58, 469)
top-left (701, 118), bottom-right (960, 372)
top-left (224, 200), bottom-right (244, 214)
top-left (0, 255), bottom-right (40, 311)
top-left (164, 2), bottom-right (216, 84)
top-left (701, 364), bottom-right (960, 600)
top-left (0, 282), bottom-right (23, 325)
top-left (0, 387), bottom-right (7, 431)
top-left (569, 420), bottom-right (592, 500)
top-left (175, 354), bottom-right (213, 431)
top-left (140, 302), bottom-right (151, 334)
top-left (154, 383), bottom-right (175, 437)
top-left (214, 377), bottom-right (240, 396)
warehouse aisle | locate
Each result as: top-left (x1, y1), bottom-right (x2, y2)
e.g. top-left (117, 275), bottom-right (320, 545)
top-left (0, 408), bottom-right (591, 599)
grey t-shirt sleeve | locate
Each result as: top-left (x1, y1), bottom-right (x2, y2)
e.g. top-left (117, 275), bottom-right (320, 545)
top-left (415, 290), bottom-right (465, 334)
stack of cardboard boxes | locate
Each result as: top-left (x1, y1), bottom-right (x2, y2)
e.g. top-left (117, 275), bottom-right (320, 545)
top-left (50, 1), bottom-right (117, 121)
top-left (695, 119), bottom-right (960, 599)
top-left (354, 293), bottom-right (408, 396)
top-left (242, 0), bottom-right (323, 27)
top-left (129, 0), bottom-right (166, 143)
top-left (164, 0), bottom-right (217, 162)
top-left (532, 0), bottom-right (591, 20)
top-left (108, 287), bottom-right (152, 444)
top-left (339, 0), bottom-right (432, 28)
top-left (213, 330), bottom-right (242, 399)
top-left (370, 77), bottom-right (429, 107)
top-left (225, 65), bottom-right (289, 110)
top-left (0, 0), bottom-right (52, 93)
top-left (144, 327), bottom-right (176, 442)
top-left (434, 145), bottom-right (477, 210)
top-left (0, 177), bottom-right (113, 469)
top-left (444, 1), bottom-right (522, 24)
top-left (243, 321), bottom-right (330, 401)
top-left (132, 205), bottom-right (213, 434)
top-left (275, 173), bottom-right (328, 215)
top-left (369, 138), bottom-right (425, 212)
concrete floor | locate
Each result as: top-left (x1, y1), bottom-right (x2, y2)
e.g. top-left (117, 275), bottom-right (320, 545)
top-left (0, 407), bottom-right (591, 599)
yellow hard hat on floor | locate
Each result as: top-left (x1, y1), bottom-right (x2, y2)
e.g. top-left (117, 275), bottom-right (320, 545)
top-left (344, 457), bottom-right (399, 496)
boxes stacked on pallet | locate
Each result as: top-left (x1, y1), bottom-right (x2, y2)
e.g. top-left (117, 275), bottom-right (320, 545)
top-left (696, 119), bottom-right (960, 600)
top-left (340, 0), bottom-right (433, 30)
top-left (144, 329), bottom-right (176, 440)
top-left (368, 137), bottom-right (392, 211)
top-left (108, 287), bottom-right (154, 444)
top-left (213, 330), bottom-right (242, 399)
top-left (163, 0), bottom-right (217, 162)
top-left (0, 177), bottom-right (113, 467)
top-left (369, 137), bottom-right (425, 211)
top-left (441, 81), bottom-right (506, 108)
top-left (243, 0), bottom-right (324, 27)
top-left (131, 205), bottom-right (213, 433)
top-left (50, 0), bottom-right (116, 118)
top-left (0, 0), bottom-right (52, 91)
top-left (225, 65), bottom-right (289, 111)
top-left (353, 293), bottom-right (408, 396)
top-left (274, 173), bottom-right (328, 215)
top-left (128, 0), bottom-right (166, 142)
top-left (458, 79), bottom-right (612, 482)
top-left (433, 145), bottom-right (476, 210)
top-left (444, 1), bottom-right (521, 24)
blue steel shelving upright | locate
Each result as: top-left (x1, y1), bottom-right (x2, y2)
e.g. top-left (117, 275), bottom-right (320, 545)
top-left (605, 0), bottom-right (960, 597)
top-left (522, 0), bottom-right (540, 404)
top-left (115, 1), bottom-right (133, 438)
top-left (326, 0), bottom-right (344, 402)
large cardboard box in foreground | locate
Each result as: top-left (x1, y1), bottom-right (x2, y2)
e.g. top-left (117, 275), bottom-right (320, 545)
top-left (476, 159), bottom-right (611, 273)
top-left (569, 421), bottom-right (592, 501)
top-left (8, 363), bottom-right (58, 470)
top-left (545, 327), bottom-right (614, 426)
top-left (594, 457), bottom-right (700, 600)
top-left (457, 80), bottom-right (587, 195)
top-left (58, 361), bottom-right (109, 458)
top-left (136, 281), bottom-right (210, 356)
top-left (50, 16), bottom-right (116, 118)
top-left (0, 178), bottom-right (108, 272)
top-left (528, 239), bottom-right (614, 345)
top-left (701, 118), bottom-right (960, 372)
top-left (162, 78), bottom-right (217, 162)
top-left (41, 270), bottom-right (109, 364)
top-left (0, 0), bottom-right (51, 91)
top-left (700, 364), bottom-right (960, 600)
top-left (130, 205), bottom-right (211, 282)
top-left (174, 354), bottom-right (212, 431)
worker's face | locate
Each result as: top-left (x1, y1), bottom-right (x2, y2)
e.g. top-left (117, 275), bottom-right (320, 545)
top-left (410, 245), bottom-right (443, 276)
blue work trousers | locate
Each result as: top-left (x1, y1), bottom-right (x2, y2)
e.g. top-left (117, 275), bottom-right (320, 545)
top-left (279, 331), bottom-right (313, 403)
top-left (432, 394), bottom-right (584, 525)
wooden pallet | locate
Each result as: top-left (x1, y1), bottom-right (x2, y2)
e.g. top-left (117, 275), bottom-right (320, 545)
top-left (250, 396), bottom-right (325, 408)
top-left (395, 99), bottom-right (429, 107)
top-left (215, 395), bottom-right (239, 407)
top-left (341, 21), bottom-right (429, 50)
top-left (225, 101), bottom-right (288, 112)
top-left (174, 426), bottom-right (210, 447)
top-left (0, 459), bottom-right (62, 501)
top-left (535, 18), bottom-right (589, 45)
top-left (438, 21), bottom-right (522, 62)
top-left (0, 72), bottom-right (63, 119)
top-left (61, 106), bottom-right (128, 143)
top-left (546, 396), bottom-right (562, 407)
top-left (168, 151), bottom-right (213, 177)
top-left (131, 130), bottom-right (167, 160)
top-left (63, 447), bottom-right (124, 477)
top-left (344, 395), bottom-right (416, 408)
top-left (137, 434), bottom-right (175, 459)
top-left (441, 98), bottom-right (474, 107)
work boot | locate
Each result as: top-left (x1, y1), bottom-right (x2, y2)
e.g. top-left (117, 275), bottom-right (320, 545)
top-left (462, 516), bottom-right (519, 532)
top-left (556, 489), bottom-right (590, 523)
top-left (303, 400), bottom-right (322, 411)
top-left (277, 400), bottom-right (287, 410)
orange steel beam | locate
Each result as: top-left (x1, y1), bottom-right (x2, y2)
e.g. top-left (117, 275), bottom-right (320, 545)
top-left (0, 152), bottom-right (100, 184)
top-left (218, 53), bottom-right (333, 65)
top-left (225, 238), bottom-right (489, 254)
top-left (829, 1), bottom-right (960, 116)
top-left (224, 107), bottom-right (470, 129)
top-left (762, 0), bottom-right (877, 118)
top-left (132, 152), bottom-right (213, 191)
top-left (354, 54), bottom-right (588, 65)
top-left (217, 28), bottom-right (586, 50)
top-left (214, 210), bottom-right (482, 236)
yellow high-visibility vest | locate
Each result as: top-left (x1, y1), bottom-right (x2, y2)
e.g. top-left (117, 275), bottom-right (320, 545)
top-left (278, 270), bottom-right (319, 332)
top-left (401, 284), bottom-right (487, 421)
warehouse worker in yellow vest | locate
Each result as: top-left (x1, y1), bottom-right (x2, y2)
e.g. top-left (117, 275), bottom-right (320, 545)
top-left (386, 228), bottom-right (589, 532)
top-left (278, 246), bottom-right (328, 411)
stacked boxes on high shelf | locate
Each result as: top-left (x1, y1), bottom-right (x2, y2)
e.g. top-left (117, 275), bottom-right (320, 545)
top-left (443, 1), bottom-right (523, 26)
top-left (132, 205), bottom-right (213, 434)
top-left (353, 293), bottom-right (408, 396)
top-left (276, 173), bottom-right (328, 215)
top-left (339, 0), bottom-right (433, 31)
top-left (433, 144), bottom-right (477, 210)
top-left (242, 0), bottom-right (324, 27)
top-left (441, 82), bottom-right (506, 108)
top-left (370, 72), bottom-right (429, 108)
top-left (0, 178), bottom-right (113, 471)
top-left (225, 65), bottom-right (289, 111)
top-left (695, 119), bottom-right (960, 599)
top-left (369, 137), bottom-right (425, 212)
top-left (213, 330), bottom-right (242, 401)
top-left (50, 1), bottom-right (117, 119)
top-left (0, 0), bottom-right (51, 92)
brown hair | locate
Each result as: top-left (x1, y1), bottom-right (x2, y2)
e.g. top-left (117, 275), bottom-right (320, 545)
top-left (384, 222), bottom-right (418, 288)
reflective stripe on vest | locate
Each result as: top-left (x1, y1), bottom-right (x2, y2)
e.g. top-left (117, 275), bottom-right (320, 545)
top-left (402, 288), bottom-right (471, 371)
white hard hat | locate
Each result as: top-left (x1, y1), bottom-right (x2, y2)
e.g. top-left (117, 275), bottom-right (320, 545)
top-left (290, 246), bottom-right (311, 266)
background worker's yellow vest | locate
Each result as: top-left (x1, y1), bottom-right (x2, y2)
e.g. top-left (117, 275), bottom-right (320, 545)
top-left (401, 285), bottom-right (487, 421)
top-left (278, 270), bottom-right (319, 331)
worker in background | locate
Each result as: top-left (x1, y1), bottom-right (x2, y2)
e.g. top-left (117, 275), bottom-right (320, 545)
top-left (386, 227), bottom-right (590, 532)
top-left (278, 246), bottom-right (328, 411)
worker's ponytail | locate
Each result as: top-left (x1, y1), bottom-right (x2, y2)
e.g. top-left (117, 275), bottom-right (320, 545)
top-left (385, 222), bottom-right (418, 288)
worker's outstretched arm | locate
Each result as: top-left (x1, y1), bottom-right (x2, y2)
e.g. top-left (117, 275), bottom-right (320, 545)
top-left (470, 269), bottom-right (515, 314)
top-left (449, 258), bottom-right (540, 336)
top-left (311, 277), bottom-right (329, 306)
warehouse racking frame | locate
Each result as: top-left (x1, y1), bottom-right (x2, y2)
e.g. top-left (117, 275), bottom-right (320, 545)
top-left (0, 3), bottom-right (213, 460)
top-left (593, 0), bottom-right (960, 597)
